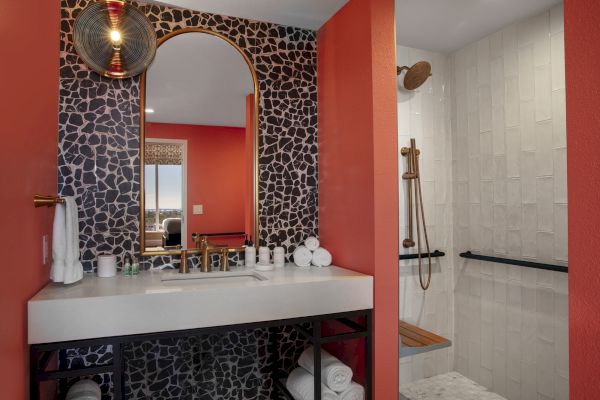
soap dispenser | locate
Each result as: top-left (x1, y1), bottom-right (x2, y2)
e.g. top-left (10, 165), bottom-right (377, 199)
top-left (245, 237), bottom-right (256, 268)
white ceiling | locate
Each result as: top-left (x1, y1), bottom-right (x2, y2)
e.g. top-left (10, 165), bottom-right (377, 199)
top-left (396, 0), bottom-right (563, 53)
top-left (146, 32), bottom-right (254, 127)
top-left (151, 0), bottom-right (349, 30)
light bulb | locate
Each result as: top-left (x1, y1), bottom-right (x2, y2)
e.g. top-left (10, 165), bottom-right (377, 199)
top-left (110, 30), bottom-right (122, 43)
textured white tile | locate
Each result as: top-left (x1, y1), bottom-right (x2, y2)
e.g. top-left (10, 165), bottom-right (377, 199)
top-left (534, 64), bottom-right (552, 121)
top-left (492, 107), bottom-right (505, 155)
top-left (520, 361), bottom-right (536, 399)
top-left (535, 121), bottom-right (553, 177)
top-left (478, 38), bottom-right (491, 85)
top-left (491, 58), bottom-right (505, 108)
top-left (554, 374), bottom-right (569, 400)
top-left (553, 147), bottom-right (567, 204)
top-left (533, 28), bottom-right (551, 67)
top-left (536, 339), bottom-right (555, 398)
top-left (468, 67), bottom-right (479, 113)
top-left (506, 179), bottom-right (522, 229)
top-left (550, 4), bottom-right (564, 34)
top-left (506, 230), bottom-right (521, 257)
top-left (520, 152), bottom-right (536, 203)
top-left (554, 204), bottom-right (568, 262)
top-left (505, 76), bottom-right (520, 127)
top-left (479, 85), bottom-right (492, 132)
top-left (552, 88), bottom-right (567, 149)
top-left (551, 32), bottom-right (565, 90)
top-left (521, 204), bottom-right (537, 258)
top-left (491, 31), bottom-right (504, 59)
top-left (481, 181), bottom-right (494, 228)
top-left (468, 112), bottom-right (481, 157)
top-left (536, 177), bottom-right (554, 231)
top-left (518, 46), bottom-right (535, 100)
top-left (536, 231), bottom-right (554, 265)
top-left (494, 178), bottom-right (507, 205)
top-left (506, 127), bottom-right (521, 178)
top-left (519, 100), bottom-right (536, 151)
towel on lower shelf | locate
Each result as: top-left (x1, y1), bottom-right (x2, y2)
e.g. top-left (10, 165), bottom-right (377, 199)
top-left (50, 197), bottom-right (83, 284)
top-left (339, 382), bottom-right (364, 400)
top-left (298, 346), bottom-right (353, 392)
top-left (286, 367), bottom-right (340, 400)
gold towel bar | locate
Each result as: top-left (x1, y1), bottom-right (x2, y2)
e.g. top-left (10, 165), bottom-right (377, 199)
top-left (34, 194), bottom-right (66, 208)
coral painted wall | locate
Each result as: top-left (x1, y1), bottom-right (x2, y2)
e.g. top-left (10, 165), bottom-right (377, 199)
top-left (146, 123), bottom-right (246, 246)
top-left (564, 0), bottom-right (600, 398)
top-left (317, 0), bottom-right (399, 398)
top-left (0, 1), bottom-right (59, 398)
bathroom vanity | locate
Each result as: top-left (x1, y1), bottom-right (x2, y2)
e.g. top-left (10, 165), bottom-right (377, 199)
top-left (28, 265), bottom-right (373, 400)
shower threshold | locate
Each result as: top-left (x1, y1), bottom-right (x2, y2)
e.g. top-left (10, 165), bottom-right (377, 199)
top-left (399, 320), bottom-right (451, 358)
top-left (400, 372), bottom-right (508, 400)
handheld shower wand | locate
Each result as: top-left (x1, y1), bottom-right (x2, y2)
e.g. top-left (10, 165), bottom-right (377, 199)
top-left (402, 139), bottom-right (432, 290)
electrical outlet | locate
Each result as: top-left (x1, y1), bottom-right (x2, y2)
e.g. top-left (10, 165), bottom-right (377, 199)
top-left (193, 204), bottom-right (204, 215)
top-left (42, 235), bottom-right (49, 265)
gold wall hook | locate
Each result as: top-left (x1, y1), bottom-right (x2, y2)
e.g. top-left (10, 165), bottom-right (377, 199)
top-left (34, 194), bottom-right (65, 208)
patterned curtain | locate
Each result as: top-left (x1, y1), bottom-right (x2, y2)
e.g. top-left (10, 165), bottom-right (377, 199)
top-left (145, 142), bottom-right (183, 165)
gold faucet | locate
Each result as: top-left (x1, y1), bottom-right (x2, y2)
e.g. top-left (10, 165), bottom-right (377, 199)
top-left (178, 249), bottom-right (190, 274)
top-left (196, 235), bottom-right (246, 272)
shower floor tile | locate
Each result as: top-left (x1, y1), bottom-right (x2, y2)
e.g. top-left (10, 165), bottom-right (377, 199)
top-left (399, 372), bottom-right (508, 400)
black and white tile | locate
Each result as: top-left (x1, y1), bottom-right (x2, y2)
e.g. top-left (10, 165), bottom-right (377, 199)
top-left (59, 0), bottom-right (318, 273)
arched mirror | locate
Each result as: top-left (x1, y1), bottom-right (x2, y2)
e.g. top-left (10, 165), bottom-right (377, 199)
top-left (140, 29), bottom-right (258, 256)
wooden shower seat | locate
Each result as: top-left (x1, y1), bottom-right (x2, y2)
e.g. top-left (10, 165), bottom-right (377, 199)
top-left (399, 320), bottom-right (451, 358)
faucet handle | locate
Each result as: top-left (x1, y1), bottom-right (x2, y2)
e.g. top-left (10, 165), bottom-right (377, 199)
top-left (179, 249), bottom-right (190, 274)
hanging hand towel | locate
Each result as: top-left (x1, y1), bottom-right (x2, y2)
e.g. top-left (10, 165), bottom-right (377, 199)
top-left (286, 367), bottom-right (340, 400)
top-left (50, 197), bottom-right (83, 284)
top-left (298, 346), bottom-right (353, 392)
top-left (339, 382), bottom-right (364, 400)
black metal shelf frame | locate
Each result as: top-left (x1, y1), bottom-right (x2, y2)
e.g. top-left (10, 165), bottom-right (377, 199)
top-left (30, 309), bottom-right (373, 400)
top-left (459, 251), bottom-right (568, 273)
top-left (399, 250), bottom-right (445, 260)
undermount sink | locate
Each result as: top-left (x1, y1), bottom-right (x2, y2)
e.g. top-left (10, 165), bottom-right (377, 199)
top-left (160, 270), bottom-right (268, 286)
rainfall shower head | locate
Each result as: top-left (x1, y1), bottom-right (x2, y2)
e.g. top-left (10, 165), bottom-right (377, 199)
top-left (397, 61), bottom-right (432, 90)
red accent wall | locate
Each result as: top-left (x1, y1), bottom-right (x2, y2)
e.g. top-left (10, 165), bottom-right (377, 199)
top-left (565, 1), bottom-right (600, 397)
top-left (146, 123), bottom-right (246, 246)
top-left (0, 1), bottom-right (59, 398)
top-left (317, 0), bottom-right (399, 398)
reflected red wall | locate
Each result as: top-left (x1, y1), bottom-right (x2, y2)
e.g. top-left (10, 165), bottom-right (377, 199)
top-left (146, 123), bottom-right (246, 245)
top-left (0, 1), bottom-right (59, 398)
top-left (564, 0), bottom-right (600, 397)
top-left (317, 0), bottom-right (399, 398)
top-left (245, 94), bottom-right (255, 242)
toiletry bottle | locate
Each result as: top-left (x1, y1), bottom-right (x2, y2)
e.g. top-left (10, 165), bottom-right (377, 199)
top-left (123, 254), bottom-right (132, 276)
top-left (273, 244), bottom-right (285, 268)
top-left (245, 237), bottom-right (256, 268)
top-left (131, 256), bottom-right (139, 275)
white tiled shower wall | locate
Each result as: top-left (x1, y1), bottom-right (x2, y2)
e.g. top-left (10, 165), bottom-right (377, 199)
top-left (397, 4), bottom-right (568, 399)
top-left (451, 4), bottom-right (568, 400)
top-left (397, 46), bottom-right (455, 385)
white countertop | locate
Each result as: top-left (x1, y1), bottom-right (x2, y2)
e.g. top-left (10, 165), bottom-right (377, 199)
top-left (28, 264), bottom-right (373, 344)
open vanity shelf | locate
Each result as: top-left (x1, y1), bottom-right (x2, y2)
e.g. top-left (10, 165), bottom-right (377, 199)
top-left (399, 320), bottom-right (451, 358)
top-left (30, 310), bottom-right (372, 400)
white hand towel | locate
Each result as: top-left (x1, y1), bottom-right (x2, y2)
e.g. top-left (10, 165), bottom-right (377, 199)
top-left (50, 197), bottom-right (83, 284)
top-left (286, 367), bottom-right (340, 400)
top-left (298, 346), bottom-right (353, 392)
top-left (304, 236), bottom-right (320, 251)
top-left (293, 245), bottom-right (312, 267)
top-left (311, 247), bottom-right (332, 267)
top-left (339, 382), bottom-right (364, 400)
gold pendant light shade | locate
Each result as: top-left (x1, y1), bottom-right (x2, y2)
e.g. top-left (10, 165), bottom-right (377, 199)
top-left (74, 0), bottom-right (157, 79)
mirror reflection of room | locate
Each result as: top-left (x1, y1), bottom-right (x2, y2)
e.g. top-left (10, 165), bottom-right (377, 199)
top-left (143, 32), bottom-right (255, 252)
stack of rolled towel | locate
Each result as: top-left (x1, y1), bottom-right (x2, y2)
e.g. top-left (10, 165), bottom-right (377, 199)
top-left (286, 346), bottom-right (365, 400)
top-left (293, 236), bottom-right (333, 268)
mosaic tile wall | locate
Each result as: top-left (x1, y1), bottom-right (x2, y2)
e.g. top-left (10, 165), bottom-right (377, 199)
top-left (59, 0), bottom-right (319, 272)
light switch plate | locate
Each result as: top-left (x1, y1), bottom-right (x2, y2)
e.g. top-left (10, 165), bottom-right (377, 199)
top-left (193, 204), bottom-right (204, 215)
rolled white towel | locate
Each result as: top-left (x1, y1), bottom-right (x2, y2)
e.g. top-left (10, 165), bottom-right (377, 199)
top-left (293, 245), bottom-right (313, 267)
top-left (298, 346), bottom-right (353, 392)
top-left (311, 247), bottom-right (332, 267)
top-left (305, 236), bottom-right (320, 251)
top-left (286, 367), bottom-right (340, 400)
top-left (339, 382), bottom-right (364, 400)
top-left (66, 379), bottom-right (101, 400)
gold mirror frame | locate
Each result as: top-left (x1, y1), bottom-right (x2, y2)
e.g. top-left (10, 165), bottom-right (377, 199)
top-left (139, 28), bottom-right (260, 256)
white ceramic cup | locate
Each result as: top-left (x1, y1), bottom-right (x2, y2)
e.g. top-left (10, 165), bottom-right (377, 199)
top-left (258, 246), bottom-right (270, 265)
top-left (273, 246), bottom-right (285, 268)
top-left (97, 255), bottom-right (117, 277)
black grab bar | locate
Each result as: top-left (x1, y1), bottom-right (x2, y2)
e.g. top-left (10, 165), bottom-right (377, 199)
top-left (399, 250), bottom-right (445, 260)
top-left (459, 251), bottom-right (568, 273)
